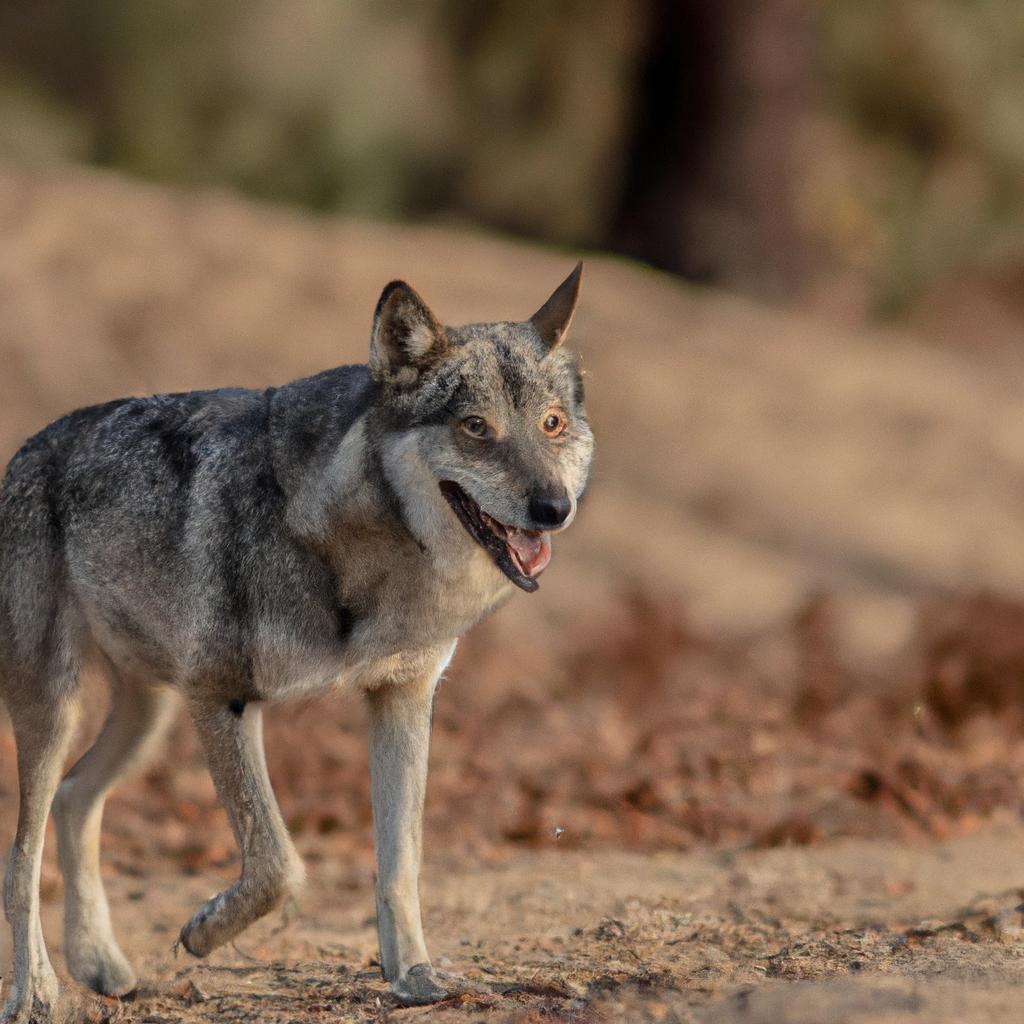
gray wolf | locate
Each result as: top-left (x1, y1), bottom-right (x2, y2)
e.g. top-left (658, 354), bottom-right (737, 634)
top-left (0, 264), bottom-right (593, 1018)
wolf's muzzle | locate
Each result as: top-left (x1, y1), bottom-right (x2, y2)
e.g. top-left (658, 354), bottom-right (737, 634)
top-left (528, 490), bottom-right (572, 529)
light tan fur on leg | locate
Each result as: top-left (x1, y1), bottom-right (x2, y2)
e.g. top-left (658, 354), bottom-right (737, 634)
top-left (2, 694), bottom-right (77, 1023)
top-left (53, 670), bottom-right (177, 996)
top-left (366, 643), bottom-right (453, 1006)
top-left (178, 699), bottom-right (304, 957)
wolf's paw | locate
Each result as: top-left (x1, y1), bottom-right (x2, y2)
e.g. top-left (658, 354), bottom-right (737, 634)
top-left (67, 939), bottom-right (136, 997)
top-left (391, 962), bottom-right (448, 1006)
top-left (178, 887), bottom-right (240, 958)
top-left (178, 902), bottom-right (218, 958)
top-left (1, 973), bottom-right (60, 1023)
top-left (179, 874), bottom-right (291, 958)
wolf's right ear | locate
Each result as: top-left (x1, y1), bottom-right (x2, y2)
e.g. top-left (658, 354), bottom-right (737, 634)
top-left (369, 280), bottom-right (450, 383)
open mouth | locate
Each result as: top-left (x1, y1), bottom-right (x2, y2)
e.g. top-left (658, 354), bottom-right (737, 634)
top-left (439, 481), bottom-right (552, 593)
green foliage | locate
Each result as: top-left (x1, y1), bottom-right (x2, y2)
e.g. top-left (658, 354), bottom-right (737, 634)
top-left (822, 1), bottom-right (1024, 314)
top-left (3, 1), bottom-right (1024, 314)
top-left (0, 68), bottom-right (91, 164)
top-left (0, 1), bottom-right (640, 241)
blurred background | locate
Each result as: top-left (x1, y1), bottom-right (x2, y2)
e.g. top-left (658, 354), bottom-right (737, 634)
top-left (3, 0), bottom-right (1024, 875)
top-left (6, 0), bottom-right (1024, 327)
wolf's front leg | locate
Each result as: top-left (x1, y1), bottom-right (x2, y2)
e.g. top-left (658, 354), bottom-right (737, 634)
top-left (366, 648), bottom-right (452, 1006)
top-left (178, 698), bottom-right (304, 957)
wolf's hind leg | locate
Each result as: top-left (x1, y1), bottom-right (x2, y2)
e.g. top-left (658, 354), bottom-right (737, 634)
top-left (178, 698), bottom-right (303, 957)
top-left (53, 670), bottom-right (177, 996)
top-left (2, 686), bottom-right (77, 1024)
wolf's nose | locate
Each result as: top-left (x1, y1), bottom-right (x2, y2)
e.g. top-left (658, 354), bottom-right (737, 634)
top-left (529, 492), bottom-right (572, 528)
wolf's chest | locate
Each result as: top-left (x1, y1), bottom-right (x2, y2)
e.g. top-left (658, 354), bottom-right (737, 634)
top-left (346, 546), bottom-right (511, 660)
top-left (259, 543), bottom-right (510, 698)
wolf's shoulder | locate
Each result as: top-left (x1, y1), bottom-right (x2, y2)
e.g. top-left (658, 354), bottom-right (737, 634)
top-left (273, 363), bottom-right (375, 418)
top-left (269, 364), bottom-right (377, 476)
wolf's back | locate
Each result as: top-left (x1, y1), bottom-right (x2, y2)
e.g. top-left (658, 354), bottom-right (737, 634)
top-left (0, 367), bottom-right (377, 683)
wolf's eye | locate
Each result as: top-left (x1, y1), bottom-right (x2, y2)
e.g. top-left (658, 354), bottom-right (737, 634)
top-left (541, 410), bottom-right (567, 437)
top-left (461, 416), bottom-right (490, 438)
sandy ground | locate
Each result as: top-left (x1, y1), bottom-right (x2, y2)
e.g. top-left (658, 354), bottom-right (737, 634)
top-left (4, 823), bottom-right (1024, 1023)
top-left (4, 165), bottom-right (1024, 1022)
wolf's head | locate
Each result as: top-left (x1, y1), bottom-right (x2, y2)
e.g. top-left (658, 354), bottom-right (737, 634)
top-left (367, 264), bottom-right (594, 593)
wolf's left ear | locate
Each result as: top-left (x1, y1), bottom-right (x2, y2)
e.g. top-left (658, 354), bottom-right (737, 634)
top-left (530, 261), bottom-right (583, 351)
top-left (369, 280), bottom-right (450, 382)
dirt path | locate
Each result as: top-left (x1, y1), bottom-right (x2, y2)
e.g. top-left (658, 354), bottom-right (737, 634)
top-left (4, 823), bottom-right (1022, 1023)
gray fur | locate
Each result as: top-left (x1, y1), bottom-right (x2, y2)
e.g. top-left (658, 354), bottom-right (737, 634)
top-left (0, 266), bottom-right (593, 1018)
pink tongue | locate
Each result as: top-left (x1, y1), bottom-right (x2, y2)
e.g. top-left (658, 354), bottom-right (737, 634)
top-left (506, 529), bottom-right (552, 577)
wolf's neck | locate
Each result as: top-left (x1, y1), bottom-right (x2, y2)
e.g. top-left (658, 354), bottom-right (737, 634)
top-left (269, 376), bottom-right (497, 601)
